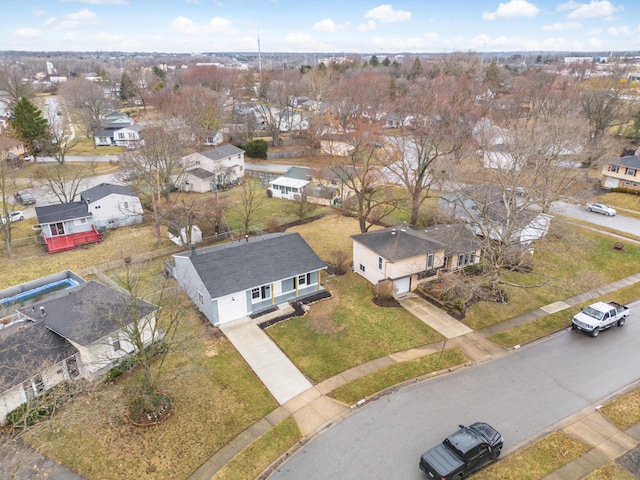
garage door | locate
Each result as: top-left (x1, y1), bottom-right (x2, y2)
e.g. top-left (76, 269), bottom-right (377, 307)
top-left (393, 277), bottom-right (411, 295)
top-left (217, 293), bottom-right (247, 324)
top-left (603, 177), bottom-right (619, 189)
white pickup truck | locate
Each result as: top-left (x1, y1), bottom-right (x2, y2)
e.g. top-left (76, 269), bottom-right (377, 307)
top-left (571, 301), bottom-right (630, 337)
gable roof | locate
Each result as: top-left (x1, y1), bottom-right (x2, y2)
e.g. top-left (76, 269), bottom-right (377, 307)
top-left (284, 166), bottom-right (312, 180)
top-left (80, 183), bottom-right (136, 202)
top-left (269, 176), bottom-right (309, 189)
top-left (35, 202), bottom-right (91, 224)
top-left (174, 232), bottom-right (326, 298)
top-left (422, 224), bottom-right (480, 254)
top-left (607, 155), bottom-right (640, 169)
top-left (198, 144), bottom-right (244, 161)
top-left (352, 226), bottom-right (447, 262)
top-left (19, 281), bottom-right (157, 346)
top-left (0, 320), bottom-right (76, 393)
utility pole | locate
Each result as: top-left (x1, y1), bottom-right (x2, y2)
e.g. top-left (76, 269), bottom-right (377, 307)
top-left (257, 28), bottom-right (262, 83)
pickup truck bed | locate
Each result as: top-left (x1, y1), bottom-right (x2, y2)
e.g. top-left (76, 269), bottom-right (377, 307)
top-left (572, 301), bottom-right (630, 338)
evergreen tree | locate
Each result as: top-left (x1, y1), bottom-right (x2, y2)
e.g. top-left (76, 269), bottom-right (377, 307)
top-left (369, 55), bottom-right (380, 67)
top-left (119, 72), bottom-right (136, 102)
top-left (407, 57), bottom-right (423, 79)
top-left (382, 57), bottom-right (391, 67)
top-left (10, 97), bottom-right (48, 161)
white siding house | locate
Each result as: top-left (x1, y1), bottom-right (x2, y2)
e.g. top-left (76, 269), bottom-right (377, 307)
top-left (179, 144), bottom-right (245, 193)
top-left (80, 183), bottom-right (144, 229)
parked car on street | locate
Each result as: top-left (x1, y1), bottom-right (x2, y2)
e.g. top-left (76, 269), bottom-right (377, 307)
top-left (572, 301), bottom-right (630, 337)
top-left (13, 191), bottom-right (36, 205)
top-left (1, 211), bottom-right (24, 224)
top-left (419, 422), bottom-right (503, 479)
top-left (585, 202), bottom-right (616, 216)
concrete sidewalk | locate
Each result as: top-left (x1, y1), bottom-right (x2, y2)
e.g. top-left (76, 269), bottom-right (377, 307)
top-left (396, 292), bottom-right (473, 338)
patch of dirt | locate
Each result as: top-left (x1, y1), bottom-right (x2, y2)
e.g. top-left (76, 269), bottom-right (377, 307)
top-left (308, 286), bottom-right (345, 336)
top-left (202, 327), bottom-right (223, 357)
top-left (372, 297), bottom-right (400, 307)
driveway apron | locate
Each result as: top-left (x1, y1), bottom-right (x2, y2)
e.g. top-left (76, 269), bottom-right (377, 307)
top-left (220, 318), bottom-right (312, 405)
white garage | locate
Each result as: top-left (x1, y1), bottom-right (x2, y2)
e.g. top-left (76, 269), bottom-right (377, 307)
top-left (217, 292), bottom-right (247, 323)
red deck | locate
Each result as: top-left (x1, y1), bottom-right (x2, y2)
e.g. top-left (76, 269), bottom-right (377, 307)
top-left (44, 228), bottom-right (103, 253)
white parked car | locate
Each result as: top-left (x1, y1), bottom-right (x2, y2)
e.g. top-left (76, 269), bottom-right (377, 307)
top-left (1, 211), bottom-right (24, 224)
top-left (585, 202), bottom-right (616, 216)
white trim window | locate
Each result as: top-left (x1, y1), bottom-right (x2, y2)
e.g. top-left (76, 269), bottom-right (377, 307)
top-left (251, 284), bottom-right (271, 302)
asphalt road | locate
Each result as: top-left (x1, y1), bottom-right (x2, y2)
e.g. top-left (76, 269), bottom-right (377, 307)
top-left (269, 302), bottom-right (640, 480)
top-left (551, 201), bottom-right (640, 237)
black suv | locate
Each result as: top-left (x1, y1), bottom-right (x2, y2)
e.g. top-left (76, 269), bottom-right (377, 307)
top-left (14, 191), bottom-right (36, 205)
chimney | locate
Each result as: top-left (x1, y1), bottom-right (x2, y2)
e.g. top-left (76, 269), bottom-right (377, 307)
top-left (40, 306), bottom-right (46, 317)
top-left (190, 243), bottom-right (196, 255)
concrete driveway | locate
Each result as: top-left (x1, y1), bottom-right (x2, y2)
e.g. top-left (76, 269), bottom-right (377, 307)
top-left (220, 308), bottom-right (312, 405)
top-left (396, 292), bottom-right (472, 338)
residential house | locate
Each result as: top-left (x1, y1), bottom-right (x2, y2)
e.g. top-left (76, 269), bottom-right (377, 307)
top-left (35, 202), bottom-right (102, 253)
top-left (179, 144), bottom-right (245, 193)
top-left (600, 155), bottom-right (640, 191)
top-left (93, 111), bottom-right (143, 148)
top-left (80, 183), bottom-right (144, 229)
top-left (171, 232), bottom-right (326, 326)
top-left (0, 271), bottom-right (157, 425)
top-left (0, 134), bottom-right (25, 166)
top-left (268, 166), bottom-right (339, 206)
top-left (352, 223), bottom-right (481, 295)
top-left (439, 187), bottom-right (552, 245)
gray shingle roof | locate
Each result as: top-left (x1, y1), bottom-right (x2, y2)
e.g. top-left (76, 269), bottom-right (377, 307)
top-left (199, 144), bottom-right (244, 161)
top-left (352, 227), bottom-right (447, 261)
top-left (0, 321), bottom-right (76, 393)
top-left (19, 281), bottom-right (157, 346)
top-left (186, 167), bottom-right (214, 179)
top-left (35, 202), bottom-right (90, 224)
top-left (80, 183), bottom-right (136, 202)
top-left (284, 166), bottom-right (312, 180)
top-left (175, 232), bottom-right (326, 298)
top-left (608, 155), bottom-right (640, 169)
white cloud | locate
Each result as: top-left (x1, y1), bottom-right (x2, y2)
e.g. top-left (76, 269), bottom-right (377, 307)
top-left (57, 9), bottom-right (98, 29)
top-left (357, 20), bottom-right (376, 32)
top-left (364, 4), bottom-right (411, 24)
top-left (60, 0), bottom-right (128, 4)
top-left (482, 0), bottom-right (540, 20)
top-left (589, 28), bottom-right (602, 34)
top-left (170, 16), bottom-right (198, 35)
top-left (15, 28), bottom-right (43, 38)
top-left (556, 0), bottom-right (580, 11)
top-left (607, 25), bottom-right (630, 36)
top-left (588, 37), bottom-right (604, 48)
top-left (566, 1), bottom-right (622, 20)
top-left (314, 19), bottom-right (337, 32)
top-left (542, 21), bottom-right (581, 31)
top-left (42, 17), bottom-right (57, 27)
top-left (204, 17), bottom-right (235, 33)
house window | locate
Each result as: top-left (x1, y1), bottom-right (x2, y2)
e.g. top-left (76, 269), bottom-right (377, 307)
top-left (112, 336), bottom-right (122, 352)
top-left (74, 218), bottom-right (87, 225)
top-left (50, 222), bottom-right (65, 236)
top-left (298, 274), bottom-right (307, 286)
top-left (251, 284), bottom-right (271, 302)
top-left (378, 257), bottom-right (383, 270)
top-left (99, 136), bottom-right (108, 144)
top-left (427, 253), bottom-right (434, 269)
top-left (122, 201), bottom-right (129, 209)
top-left (197, 291), bottom-right (204, 304)
top-left (237, 154), bottom-right (241, 159)
top-left (23, 381), bottom-right (35, 400)
top-left (608, 165), bottom-right (619, 173)
top-left (626, 168), bottom-right (637, 176)
top-left (359, 264), bottom-right (366, 272)
top-left (239, 165), bottom-right (243, 171)
top-left (118, 132), bottom-right (125, 140)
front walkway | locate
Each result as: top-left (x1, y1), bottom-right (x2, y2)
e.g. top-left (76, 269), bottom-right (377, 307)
top-left (220, 306), bottom-right (312, 405)
top-left (395, 292), bottom-right (473, 338)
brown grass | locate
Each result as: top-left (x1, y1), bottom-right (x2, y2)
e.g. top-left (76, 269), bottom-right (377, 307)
top-left (599, 385), bottom-right (640, 430)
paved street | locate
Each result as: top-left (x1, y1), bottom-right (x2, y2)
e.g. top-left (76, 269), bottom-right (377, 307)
top-left (269, 301), bottom-right (640, 480)
top-left (551, 200), bottom-right (640, 237)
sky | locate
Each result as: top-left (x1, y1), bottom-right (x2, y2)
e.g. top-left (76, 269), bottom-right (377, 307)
top-left (2, 0), bottom-right (640, 54)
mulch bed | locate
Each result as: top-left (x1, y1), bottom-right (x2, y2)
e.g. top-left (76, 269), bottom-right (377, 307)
top-left (258, 291), bottom-right (333, 329)
top-left (125, 392), bottom-right (174, 427)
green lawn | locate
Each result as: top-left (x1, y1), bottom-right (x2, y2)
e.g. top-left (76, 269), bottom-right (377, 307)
top-left (471, 431), bottom-right (591, 480)
top-left (29, 304), bottom-right (278, 480)
top-left (331, 347), bottom-right (467, 404)
top-left (463, 224), bottom-right (640, 330)
top-left (267, 272), bottom-right (444, 382)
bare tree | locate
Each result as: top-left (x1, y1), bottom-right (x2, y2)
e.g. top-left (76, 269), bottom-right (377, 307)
top-left (237, 177), bottom-right (264, 234)
top-left (43, 108), bottom-right (77, 165)
top-left (385, 75), bottom-right (478, 225)
top-left (282, 192), bottom-right (319, 221)
top-left (59, 78), bottom-right (113, 142)
top-left (0, 142), bottom-right (16, 256)
top-left (32, 162), bottom-right (96, 204)
top-left (0, 64), bottom-right (35, 107)
top-left (118, 124), bottom-right (187, 244)
top-left (253, 71), bottom-right (301, 147)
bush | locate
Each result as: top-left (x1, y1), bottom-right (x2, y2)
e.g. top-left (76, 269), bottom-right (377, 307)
top-left (610, 187), bottom-right (640, 196)
top-left (372, 279), bottom-right (394, 300)
top-left (239, 139), bottom-right (268, 159)
top-left (327, 249), bottom-right (350, 275)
